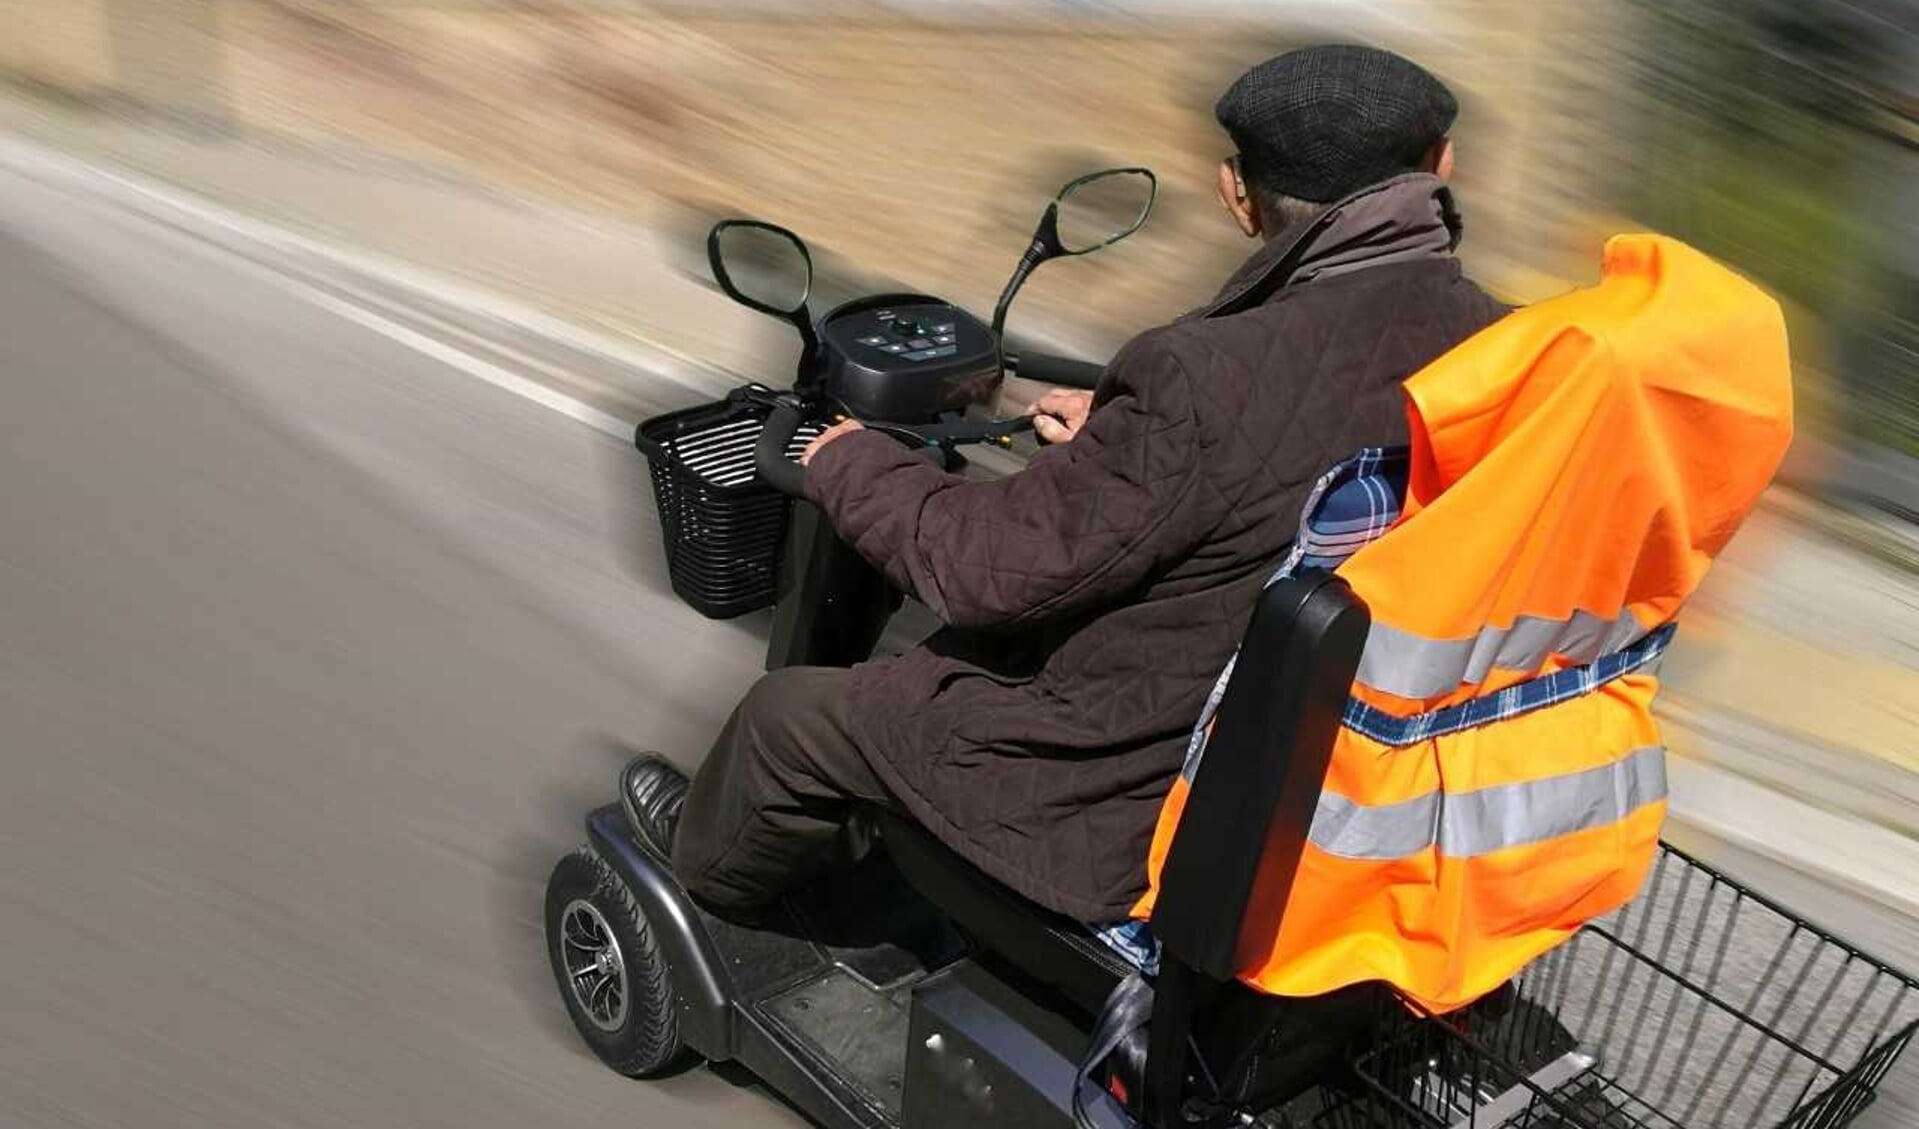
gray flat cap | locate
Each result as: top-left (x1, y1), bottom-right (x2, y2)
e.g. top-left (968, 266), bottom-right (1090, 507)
top-left (1216, 45), bottom-right (1458, 204)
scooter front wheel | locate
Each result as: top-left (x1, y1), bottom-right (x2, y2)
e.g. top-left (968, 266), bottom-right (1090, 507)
top-left (544, 846), bottom-right (687, 1077)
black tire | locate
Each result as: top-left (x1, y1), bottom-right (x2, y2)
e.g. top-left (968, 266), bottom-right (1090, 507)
top-left (544, 846), bottom-right (687, 1077)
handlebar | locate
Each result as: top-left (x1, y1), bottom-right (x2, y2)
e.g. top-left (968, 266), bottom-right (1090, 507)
top-left (754, 402), bottom-right (808, 497)
top-left (1011, 350), bottom-right (1104, 391)
top-left (752, 345), bottom-right (1110, 496)
top-left (753, 402), bottom-right (1041, 497)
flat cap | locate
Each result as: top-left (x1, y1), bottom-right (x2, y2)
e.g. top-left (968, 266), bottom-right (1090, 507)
top-left (1216, 45), bottom-right (1458, 204)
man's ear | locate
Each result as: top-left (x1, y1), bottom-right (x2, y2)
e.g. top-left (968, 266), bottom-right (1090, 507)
top-left (1424, 137), bottom-right (1456, 181)
top-left (1216, 158), bottom-right (1262, 239)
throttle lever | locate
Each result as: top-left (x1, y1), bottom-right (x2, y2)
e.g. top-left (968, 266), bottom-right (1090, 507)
top-left (901, 416), bottom-right (1037, 447)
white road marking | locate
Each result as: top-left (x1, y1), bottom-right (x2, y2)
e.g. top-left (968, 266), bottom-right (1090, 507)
top-left (0, 149), bottom-right (638, 439)
top-left (266, 273), bottom-right (636, 440)
top-left (0, 134), bottom-right (710, 422)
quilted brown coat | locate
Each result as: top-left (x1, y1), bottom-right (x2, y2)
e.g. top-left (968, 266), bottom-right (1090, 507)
top-left (806, 173), bottom-right (1508, 921)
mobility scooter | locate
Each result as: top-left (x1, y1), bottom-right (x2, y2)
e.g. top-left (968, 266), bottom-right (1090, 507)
top-left (543, 168), bottom-right (1919, 1128)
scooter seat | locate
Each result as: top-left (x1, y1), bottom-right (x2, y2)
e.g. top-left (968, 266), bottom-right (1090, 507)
top-left (877, 807), bottom-right (1378, 1114)
top-left (877, 808), bottom-right (1133, 1017)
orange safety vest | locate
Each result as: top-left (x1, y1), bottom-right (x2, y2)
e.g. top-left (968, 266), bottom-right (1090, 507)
top-left (1133, 235), bottom-right (1794, 1013)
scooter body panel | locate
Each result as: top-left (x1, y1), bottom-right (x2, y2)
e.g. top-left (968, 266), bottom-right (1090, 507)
top-left (906, 961), bottom-right (1132, 1129)
top-left (582, 806), bottom-right (1127, 1129)
top-left (765, 502), bottom-right (900, 671)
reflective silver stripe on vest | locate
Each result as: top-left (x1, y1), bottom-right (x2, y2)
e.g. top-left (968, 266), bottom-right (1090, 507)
top-left (1356, 607), bottom-right (1650, 700)
top-left (1309, 746), bottom-right (1668, 861)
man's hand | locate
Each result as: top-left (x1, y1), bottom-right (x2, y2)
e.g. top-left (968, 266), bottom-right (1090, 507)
top-left (800, 418), bottom-right (865, 466)
top-left (1029, 389), bottom-right (1095, 445)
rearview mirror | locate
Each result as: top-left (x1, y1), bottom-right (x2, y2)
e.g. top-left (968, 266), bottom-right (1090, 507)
top-left (708, 219), bottom-right (821, 381)
top-left (992, 166), bottom-right (1157, 337)
top-left (709, 220), bottom-right (814, 317)
top-left (1053, 167), bottom-right (1157, 255)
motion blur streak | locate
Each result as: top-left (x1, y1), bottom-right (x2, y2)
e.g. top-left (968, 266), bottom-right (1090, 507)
top-left (0, 1), bottom-right (1913, 1126)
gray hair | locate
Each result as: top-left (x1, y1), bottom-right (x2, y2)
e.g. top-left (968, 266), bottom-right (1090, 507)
top-left (1259, 190), bottom-right (1332, 237)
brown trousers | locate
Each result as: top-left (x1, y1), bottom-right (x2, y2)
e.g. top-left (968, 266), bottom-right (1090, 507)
top-left (671, 666), bottom-right (891, 913)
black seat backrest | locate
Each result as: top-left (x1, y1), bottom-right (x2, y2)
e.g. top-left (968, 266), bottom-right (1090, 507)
top-left (1137, 570), bottom-right (1370, 1123)
top-left (1150, 569), bottom-right (1369, 981)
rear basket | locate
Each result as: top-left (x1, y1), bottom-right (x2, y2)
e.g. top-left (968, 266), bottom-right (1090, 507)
top-left (1324, 844), bottom-right (1919, 1129)
top-left (636, 388), bottom-right (819, 619)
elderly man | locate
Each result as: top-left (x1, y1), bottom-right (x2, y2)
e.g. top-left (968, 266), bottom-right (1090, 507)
top-left (630, 45), bottom-right (1506, 925)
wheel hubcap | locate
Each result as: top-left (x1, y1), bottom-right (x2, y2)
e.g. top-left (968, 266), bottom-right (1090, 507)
top-left (559, 899), bottom-right (629, 1032)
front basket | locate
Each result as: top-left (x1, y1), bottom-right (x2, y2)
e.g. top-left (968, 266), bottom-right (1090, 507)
top-left (636, 388), bottom-right (818, 619)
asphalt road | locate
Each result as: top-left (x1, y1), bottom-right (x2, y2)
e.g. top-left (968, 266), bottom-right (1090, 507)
top-left (0, 167), bottom-right (786, 1128)
top-left (2, 163), bottom-right (1915, 1128)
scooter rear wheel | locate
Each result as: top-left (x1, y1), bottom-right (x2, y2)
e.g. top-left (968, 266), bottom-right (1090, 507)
top-left (544, 846), bottom-right (687, 1077)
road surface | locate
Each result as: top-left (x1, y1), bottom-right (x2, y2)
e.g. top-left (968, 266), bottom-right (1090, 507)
top-left (1, 160), bottom-right (1914, 1128)
top-left (0, 164), bottom-right (783, 1128)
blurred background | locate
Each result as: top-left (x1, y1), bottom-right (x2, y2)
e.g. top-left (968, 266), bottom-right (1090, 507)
top-left (0, 1), bottom-right (1914, 1126)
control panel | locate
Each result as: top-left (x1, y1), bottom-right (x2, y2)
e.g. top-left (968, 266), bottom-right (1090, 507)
top-left (831, 303), bottom-right (980, 365)
top-left (819, 298), bottom-right (1001, 423)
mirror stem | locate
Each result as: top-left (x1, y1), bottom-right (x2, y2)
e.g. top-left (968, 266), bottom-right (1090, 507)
top-left (994, 202), bottom-right (1063, 339)
top-left (794, 316), bottom-right (823, 392)
top-left (992, 237), bottom-right (1049, 339)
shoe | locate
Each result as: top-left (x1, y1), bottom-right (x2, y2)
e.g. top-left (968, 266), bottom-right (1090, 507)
top-left (620, 754), bottom-right (689, 863)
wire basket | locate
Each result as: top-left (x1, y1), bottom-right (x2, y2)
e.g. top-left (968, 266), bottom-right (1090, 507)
top-left (1326, 844), bottom-right (1919, 1129)
top-left (636, 388), bottom-right (820, 619)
